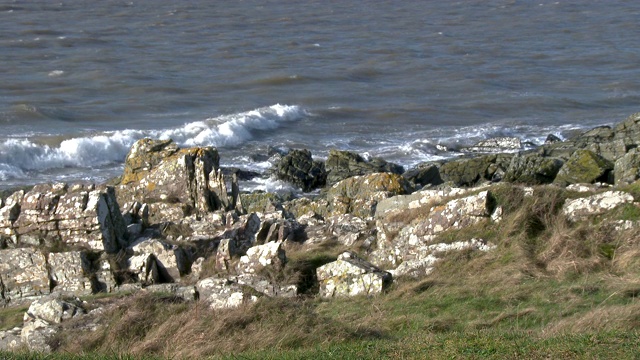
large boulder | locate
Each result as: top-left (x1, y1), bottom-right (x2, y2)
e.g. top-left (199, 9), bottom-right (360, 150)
top-left (553, 150), bottom-right (613, 186)
top-left (117, 138), bottom-right (222, 223)
top-left (503, 153), bottom-right (564, 184)
top-left (402, 163), bottom-right (443, 188)
top-left (439, 154), bottom-right (512, 187)
top-left (0, 184), bottom-right (127, 253)
top-left (272, 149), bottom-right (326, 192)
top-left (325, 149), bottom-right (403, 186)
top-left (326, 173), bottom-right (411, 218)
top-left (128, 238), bottom-right (192, 283)
top-left (48, 251), bottom-right (93, 296)
top-left (236, 241), bottom-right (287, 275)
top-left (316, 251), bottom-right (392, 298)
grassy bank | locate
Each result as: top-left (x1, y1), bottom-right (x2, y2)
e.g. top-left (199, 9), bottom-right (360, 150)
top-left (3, 183), bottom-right (640, 359)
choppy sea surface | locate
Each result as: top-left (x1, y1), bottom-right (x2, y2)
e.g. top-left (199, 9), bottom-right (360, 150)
top-left (2, 1), bottom-right (640, 191)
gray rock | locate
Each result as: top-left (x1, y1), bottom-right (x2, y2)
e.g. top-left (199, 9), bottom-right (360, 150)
top-left (48, 251), bottom-right (93, 296)
top-left (562, 191), bottom-right (634, 221)
top-left (325, 149), bottom-right (403, 186)
top-left (144, 284), bottom-right (197, 301)
top-left (504, 153), bottom-right (564, 184)
top-left (0, 327), bottom-right (22, 351)
top-left (128, 238), bottom-right (191, 283)
top-left (462, 137), bottom-right (522, 153)
top-left (316, 251), bottom-right (392, 298)
top-left (402, 163), bottom-right (443, 188)
top-left (0, 248), bottom-right (50, 301)
top-left (24, 296), bottom-right (85, 324)
top-left (236, 241), bottom-right (287, 275)
top-left (614, 148), bottom-right (640, 185)
top-left (196, 277), bottom-right (257, 309)
top-left (21, 318), bottom-right (57, 353)
top-left (553, 150), bottom-right (613, 186)
top-left (273, 149), bottom-right (326, 192)
top-left (439, 154), bottom-right (512, 187)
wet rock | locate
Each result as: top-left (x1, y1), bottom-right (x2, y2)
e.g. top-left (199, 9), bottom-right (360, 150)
top-left (316, 251), bottom-right (392, 298)
top-left (402, 163), bottom-right (443, 188)
top-left (504, 153), bottom-right (564, 184)
top-left (554, 150), bottom-right (613, 186)
top-left (462, 137), bottom-right (522, 153)
top-left (325, 149), bottom-right (403, 186)
top-left (545, 134), bottom-right (562, 144)
top-left (562, 191), bottom-right (634, 221)
top-left (273, 149), bottom-right (326, 192)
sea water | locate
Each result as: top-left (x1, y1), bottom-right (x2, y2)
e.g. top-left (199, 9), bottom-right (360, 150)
top-left (2, 1), bottom-right (640, 190)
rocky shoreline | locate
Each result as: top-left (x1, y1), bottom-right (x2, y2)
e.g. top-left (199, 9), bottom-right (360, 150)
top-left (2, 112), bottom-right (640, 353)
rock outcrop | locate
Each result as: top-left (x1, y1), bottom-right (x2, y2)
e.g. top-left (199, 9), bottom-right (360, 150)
top-left (325, 149), bottom-right (403, 186)
top-left (316, 251), bottom-right (392, 298)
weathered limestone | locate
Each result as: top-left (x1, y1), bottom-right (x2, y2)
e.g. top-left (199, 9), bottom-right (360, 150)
top-left (317, 252), bottom-right (392, 298)
top-left (326, 173), bottom-right (411, 218)
top-left (20, 296), bottom-right (85, 353)
top-left (48, 251), bottom-right (93, 296)
top-left (0, 248), bottom-right (50, 302)
top-left (196, 277), bottom-right (257, 309)
top-left (375, 187), bottom-right (474, 218)
top-left (0, 184), bottom-right (127, 253)
top-left (236, 241), bottom-right (286, 275)
top-left (143, 284), bottom-right (197, 301)
top-left (0, 328), bottom-right (22, 351)
top-left (562, 191), bottom-right (634, 221)
top-left (128, 238), bottom-right (191, 283)
top-left (117, 138), bottom-right (221, 223)
top-left (614, 148), bottom-right (640, 185)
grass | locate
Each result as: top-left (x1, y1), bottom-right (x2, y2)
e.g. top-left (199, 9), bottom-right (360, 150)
top-left (0, 305), bottom-right (29, 331)
top-left (4, 182), bottom-right (640, 358)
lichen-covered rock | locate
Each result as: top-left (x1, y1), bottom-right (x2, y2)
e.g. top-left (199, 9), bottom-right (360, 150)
top-left (439, 154), bottom-right (512, 187)
top-left (196, 277), bottom-right (258, 309)
top-left (562, 191), bottom-right (634, 221)
top-left (240, 192), bottom-right (284, 214)
top-left (233, 274), bottom-right (297, 298)
top-left (0, 248), bottom-right (50, 301)
top-left (117, 138), bottom-right (221, 222)
top-left (326, 173), bottom-right (411, 218)
top-left (48, 251), bottom-right (93, 296)
top-left (273, 149), bottom-right (326, 192)
top-left (375, 187), bottom-right (473, 218)
top-left (0, 184), bottom-right (127, 253)
top-left (236, 241), bottom-right (286, 275)
top-left (316, 251), bottom-right (392, 298)
top-left (326, 214), bottom-right (373, 247)
top-left (554, 150), bottom-right (613, 186)
top-left (614, 148), bottom-right (640, 185)
top-left (504, 153), bottom-right (564, 184)
top-left (412, 190), bottom-right (494, 236)
top-left (325, 149), bottom-right (403, 186)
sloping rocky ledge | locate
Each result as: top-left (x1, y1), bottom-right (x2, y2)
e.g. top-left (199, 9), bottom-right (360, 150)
top-left (2, 113), bottom-right (640, 352)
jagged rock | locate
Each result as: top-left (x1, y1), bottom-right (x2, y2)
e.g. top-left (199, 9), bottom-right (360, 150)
top-left (208, 168), bottom-right (231, 211)
top-left (236, 241), bottom-right (287, 275)
top-left (117, 138), bottom-right (221, 223)
top-left (439, 154), bottom-right (512, 187)
top-left (412, 190), bottom-right (494, 236)
top-left (240, 192), bottom-right (284, 214)
top-left (325, 149), bottom-right (403, 186)
top-left (196, 277), bottom-right (258, 309)
top-left (214, 213), bottom-right (262, 272)
top-left (390, 255), bottom-right (439, 278)
top-left (326, 173), bottom-right (411, 218)
top-left (554, 150), bottom-right (613, 186)
top-left (504, 153), bottom-right (564, 184)
top-left (284, 197), bottom-right (330, 219)
top-left (614, 148), bottom-right (640, 185)
top-left (128, 238), bottom-right (191, 283)
top-left (257, 218), bottom-right (304, 244)
top-left (402, 163), bottom-right (443, 188)
top-left (273, 149), bottom-right (326, 192)
top-left (462, 137), bottom-right (522, 153)
top-left (326, 214), bottom-right (373, 247)
top-left (0, 327), bottom-right (22, 351)
top-left (48, 251), bottom-right (93, 296)
top-left (562, 191), bottom-right (634, 221)
top-left (316, 251), bottom-right (392, 298)
top-left (24, 296), bottom-right (85, 324)
top-left (0, 184), bottom-right (127, 253)
top-left (0, 248), bottom-right (50, 302)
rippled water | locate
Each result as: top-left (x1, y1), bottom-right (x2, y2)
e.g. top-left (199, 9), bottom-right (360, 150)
top-left (2, 1), bottom-right (640, 189)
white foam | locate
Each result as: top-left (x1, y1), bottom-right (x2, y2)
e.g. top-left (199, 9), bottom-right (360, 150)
top-left (0, 104), bottom-right (306, 181)
top-left (241, 176), bottom-right (298, 194)
top-left (48, 70), bottom-right (64, 77)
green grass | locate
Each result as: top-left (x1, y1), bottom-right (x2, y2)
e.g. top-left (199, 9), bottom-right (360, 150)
top-left (0, 305), bottom-right (29, 331)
